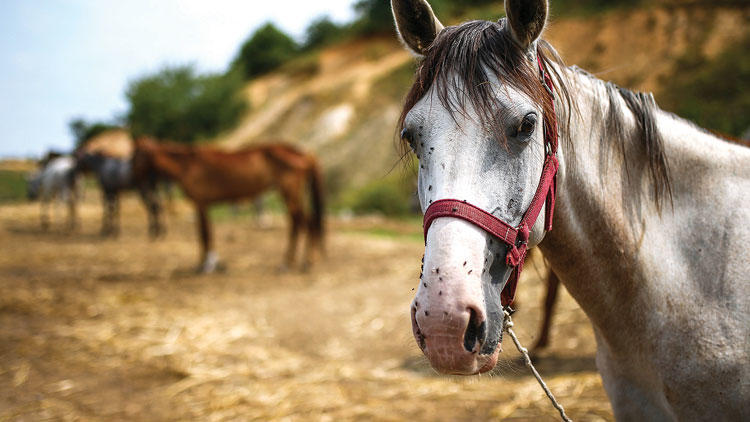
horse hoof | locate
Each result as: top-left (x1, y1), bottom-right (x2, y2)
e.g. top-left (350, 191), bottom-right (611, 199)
top-left (196, 264), bottom-right (214, 274)
top-left (199, 253), bottom-right (220, 274)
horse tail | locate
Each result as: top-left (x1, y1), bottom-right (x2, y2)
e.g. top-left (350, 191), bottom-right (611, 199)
top-left (307, 158), bottom-right (325, 251)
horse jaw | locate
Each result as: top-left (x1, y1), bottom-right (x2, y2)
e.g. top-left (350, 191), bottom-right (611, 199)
top-left (412, 217), bottom-right (511, 374)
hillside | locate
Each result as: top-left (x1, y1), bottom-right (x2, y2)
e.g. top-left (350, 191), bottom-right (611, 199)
top-left (215, 3), bottom-right (749, 197)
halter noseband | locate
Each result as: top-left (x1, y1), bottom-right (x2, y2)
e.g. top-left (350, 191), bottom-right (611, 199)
top-left (422, 55), bottom-right (559, 306)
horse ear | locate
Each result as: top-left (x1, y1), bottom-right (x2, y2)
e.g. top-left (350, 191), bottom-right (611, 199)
top-left (391, 0), bottom-right (444, 58)
top-left (504, 0), bottom-right (548, 50)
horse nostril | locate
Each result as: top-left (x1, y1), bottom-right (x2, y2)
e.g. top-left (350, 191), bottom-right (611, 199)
top-left (412, 306), bottom-right (426, 351)
top-left (463, 307), bottom-right (486, 352)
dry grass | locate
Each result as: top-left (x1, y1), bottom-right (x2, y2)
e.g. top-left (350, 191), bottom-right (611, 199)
top-left (0, 195), bottom-right (612, 421)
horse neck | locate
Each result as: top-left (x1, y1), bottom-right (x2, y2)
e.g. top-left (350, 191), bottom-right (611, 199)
top-left (539, 68), bottom-right (750, 345)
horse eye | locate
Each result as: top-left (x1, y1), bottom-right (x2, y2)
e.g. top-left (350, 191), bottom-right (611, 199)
top-left (401, 128), bottom-right (417, 151)
top-left (518, 113), bottom-right (537, 136)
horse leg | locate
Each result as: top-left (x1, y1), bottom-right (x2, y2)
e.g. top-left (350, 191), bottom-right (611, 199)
top-left (66, 188), bottom-right (77, 232)
top-left (101, 191), bottom-right (112, 236)
top-left (151, 195), bottom-right (164, 238)
top-left (302, 213), bottom-right (316, 271)
top-left (301, 200), bottom-right (319, 271)
top-left (112, 193), bottom-right (121, 237)
top-left (196, 205), bottom-right (218, 273)
top-left (280, 189), bottom-right (304, 271)
top-left (532, 270), bottom-right (560, 352)
top-left (139, 185), bottom-right (163, 239)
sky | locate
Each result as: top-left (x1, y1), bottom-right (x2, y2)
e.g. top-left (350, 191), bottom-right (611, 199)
top-left (0, 0), bottom-right (358, 158)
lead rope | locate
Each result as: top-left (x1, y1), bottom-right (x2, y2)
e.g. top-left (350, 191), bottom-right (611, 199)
top-left (503, 309), bottom-right (573, 422)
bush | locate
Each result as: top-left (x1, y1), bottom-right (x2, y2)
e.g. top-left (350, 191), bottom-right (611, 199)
top-left (234, 23), bottom-right (299, 79)
top-left (125, 65), bottom-right (247, 143)
top-left (351, 0), bottom-right (395, 35)
top-left (303, 16), bottom-right (346, 51)
top-left (343, 173), bottom-right (417, 217)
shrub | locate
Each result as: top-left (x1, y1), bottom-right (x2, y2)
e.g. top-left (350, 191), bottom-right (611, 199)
top-left (303, 16), bottom-right (346, 51)
top-left (343, 173), bottom-right (417, 217)
top-left (234, 23), bottom-right (299, 79)
top-left (351, 0), bottom-right (395, 35)
top-left (125, 65), bottom-right (247, 143)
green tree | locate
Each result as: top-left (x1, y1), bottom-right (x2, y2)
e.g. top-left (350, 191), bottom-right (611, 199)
top-left (352, 0), bottom-right (394, 35)
top-left (234, 22), bottom-right (299, 79)
top-left (125, 65), bottom-right (246, 143)
top-left (303, 16), bottom-right (345, 50)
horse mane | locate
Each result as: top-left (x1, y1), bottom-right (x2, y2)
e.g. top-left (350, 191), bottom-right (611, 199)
top-left (572, 67), bottom-right (673, 209)
top-left (398, 18), bottom-right (673, 210)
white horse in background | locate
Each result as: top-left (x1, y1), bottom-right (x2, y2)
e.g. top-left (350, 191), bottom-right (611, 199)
top-left (27, 156), bottom-right (79, 231)
top-left (391, 0), bottom-right (749, 419)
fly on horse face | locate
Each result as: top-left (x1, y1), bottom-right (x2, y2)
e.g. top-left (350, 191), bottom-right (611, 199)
top-left (132, 138), bottom-right (324, 273)
top-left (392, 0), bottom-right (749, 419)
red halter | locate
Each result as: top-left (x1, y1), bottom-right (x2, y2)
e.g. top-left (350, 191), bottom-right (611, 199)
top-left (422, 55), bottom-right (559, 307)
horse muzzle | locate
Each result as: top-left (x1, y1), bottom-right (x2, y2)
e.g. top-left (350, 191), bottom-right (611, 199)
top-left (412, 218), bottom-right (510, 374)
top-left (411, 297), bottom-right (500, 374)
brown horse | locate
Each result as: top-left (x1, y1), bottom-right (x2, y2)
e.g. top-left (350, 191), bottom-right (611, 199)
top-left (132, 138), bottom-right (324, 272)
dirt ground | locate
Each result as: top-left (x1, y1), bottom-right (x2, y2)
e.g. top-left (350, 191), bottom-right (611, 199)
top-left (0, 195), bottom-right (613, 421)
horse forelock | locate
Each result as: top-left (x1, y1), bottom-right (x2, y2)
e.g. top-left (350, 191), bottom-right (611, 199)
top-left (397, 19), bottom-right (572, 155)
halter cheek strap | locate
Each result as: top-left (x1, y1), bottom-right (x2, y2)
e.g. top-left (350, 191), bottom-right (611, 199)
top-left (422, 54), bottom-right (559, 307)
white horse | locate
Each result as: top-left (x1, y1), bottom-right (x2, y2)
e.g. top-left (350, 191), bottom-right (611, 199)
top-left (27, 156), bottom-right (79, 231)
top-left (391, 0), bottom-right (749, 419)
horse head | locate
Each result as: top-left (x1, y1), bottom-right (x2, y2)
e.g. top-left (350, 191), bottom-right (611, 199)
top-left (393, 0), bottom-right (555, 374)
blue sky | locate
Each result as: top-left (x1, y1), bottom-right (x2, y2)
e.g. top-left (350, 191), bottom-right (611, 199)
top-left (0, 0), bottom-right (357, 158)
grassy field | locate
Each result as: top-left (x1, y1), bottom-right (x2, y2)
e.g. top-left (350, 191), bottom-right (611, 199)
top-left (0, 170), bottom-right (28, 203)
top-left (0, 196), bottom-right (612, 421)
top-left (0, 160), bottom-right (34, 203)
